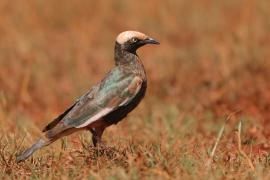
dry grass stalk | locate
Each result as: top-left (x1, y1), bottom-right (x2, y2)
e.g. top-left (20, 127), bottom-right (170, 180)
top-left (205, 111), bottom-right (240, 169)
top-left (237, 121), bottom-right (255, 171)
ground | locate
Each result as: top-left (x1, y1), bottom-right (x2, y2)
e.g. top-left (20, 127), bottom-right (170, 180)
top-left (1, 0), bottom-right (270, 179)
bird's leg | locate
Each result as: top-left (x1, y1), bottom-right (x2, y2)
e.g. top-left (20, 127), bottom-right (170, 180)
top-left (90, 127), bottom-right (105, 147)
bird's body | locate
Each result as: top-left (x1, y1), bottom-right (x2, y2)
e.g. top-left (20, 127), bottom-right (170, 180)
top-left (16, 31), bottom-right (159, 163)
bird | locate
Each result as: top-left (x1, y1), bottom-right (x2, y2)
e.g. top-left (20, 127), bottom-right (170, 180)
top-left (16, 31), bottom-right (159, 163)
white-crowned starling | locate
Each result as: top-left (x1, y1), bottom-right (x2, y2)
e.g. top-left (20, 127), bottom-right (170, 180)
top-left (16, 31), bottom-right (159, 163)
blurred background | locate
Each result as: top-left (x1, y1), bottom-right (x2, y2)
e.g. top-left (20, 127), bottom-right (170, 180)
top-left (0, 0), bottom-right (270, 177)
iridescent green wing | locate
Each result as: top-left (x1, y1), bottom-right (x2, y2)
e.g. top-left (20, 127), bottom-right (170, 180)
top-left (62, 68), bottom-right (143, 128)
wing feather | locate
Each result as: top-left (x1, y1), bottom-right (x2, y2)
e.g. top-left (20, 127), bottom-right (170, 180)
top-left (42, 103), bottom-right (76, 132)
top-left (62, 71), bottom-right (143, 128)
top-left (42, 85), bottom-right (98, 132)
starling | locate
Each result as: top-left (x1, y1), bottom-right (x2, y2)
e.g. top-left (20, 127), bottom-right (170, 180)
top-left (16, 31), bottom-right (159, 163)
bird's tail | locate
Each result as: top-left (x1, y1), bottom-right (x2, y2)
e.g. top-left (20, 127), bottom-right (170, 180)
top-left (16, 123), bottom-right (75, 163)
top-left (16, 138), bottom-right (48, 163)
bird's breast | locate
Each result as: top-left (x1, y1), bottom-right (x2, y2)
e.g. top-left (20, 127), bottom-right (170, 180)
top-left (102, 80), bottom-right (147, 125)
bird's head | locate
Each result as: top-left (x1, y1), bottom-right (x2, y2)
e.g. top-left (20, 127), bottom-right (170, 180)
top-left (116, 31), bottom-right (159, 53)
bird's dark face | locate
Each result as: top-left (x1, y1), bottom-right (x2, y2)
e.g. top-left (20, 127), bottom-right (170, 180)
top-left (116, 31), bottom-right (159, 53)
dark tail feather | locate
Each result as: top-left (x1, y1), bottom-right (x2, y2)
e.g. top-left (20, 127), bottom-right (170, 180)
top-left (16, 125), bottom-right (75, 163)
top-left (16, 138), bottom-right (47, 163)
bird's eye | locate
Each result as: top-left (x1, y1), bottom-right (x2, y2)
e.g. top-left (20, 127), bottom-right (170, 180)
top-left (131, 38), bottom-right (138, 43)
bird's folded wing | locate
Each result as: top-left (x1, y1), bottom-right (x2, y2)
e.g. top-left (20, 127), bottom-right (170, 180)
top-left (42, 85), bottom-right (99, 132)
top-left (63, 75), bottom-right (143, 128)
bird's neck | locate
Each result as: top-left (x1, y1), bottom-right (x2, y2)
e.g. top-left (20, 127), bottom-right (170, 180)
top-left (114, 42), bottom-right (138, 66)
top-left (114, 42), bottom-right (146, 78)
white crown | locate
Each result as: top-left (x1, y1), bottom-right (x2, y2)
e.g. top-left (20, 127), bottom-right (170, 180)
top-left (116, 31), bottom-right (147, 44)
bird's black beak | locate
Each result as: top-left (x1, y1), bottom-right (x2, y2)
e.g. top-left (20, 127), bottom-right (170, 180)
top-left (143, 37), bottom-right (160, 45)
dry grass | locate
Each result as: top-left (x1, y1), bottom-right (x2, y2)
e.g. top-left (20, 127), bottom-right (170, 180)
top-left (1, 0), bottom-right (270, 179)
